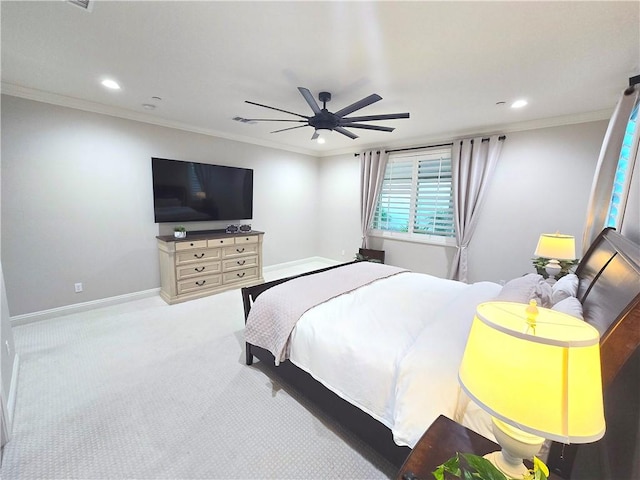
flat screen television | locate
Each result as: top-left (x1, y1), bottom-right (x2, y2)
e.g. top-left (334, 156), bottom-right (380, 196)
top-left (152, 157), bottom-right (253, 223)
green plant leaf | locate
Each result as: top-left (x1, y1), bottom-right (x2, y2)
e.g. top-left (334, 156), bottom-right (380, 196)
top-left (533, 457), bottom-right (549, 480)
top-left (433, 465), bottom-right (446, 480)
top-left (460, 454), bottom-right (508, 480)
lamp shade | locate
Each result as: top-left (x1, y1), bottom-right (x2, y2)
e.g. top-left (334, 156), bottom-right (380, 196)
top-left (459, 302), bottom-right (605, 444)
top-left (534, 233), bottom-right (576, 260)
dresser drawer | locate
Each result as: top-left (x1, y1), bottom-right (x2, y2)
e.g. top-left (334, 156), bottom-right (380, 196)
top-left (175, 240), bottom-right (208, 251)
top-left (222, 255), bottom-right (258, 272)
top-left (207, 237), bottom-right (235, 248)
top-left (177, 274), bottom-right (222, 294)
top-left (223, 267), bottom-right (258, 284)
top-left (176, 261), bottom-right (221, 280)
top-left (176, 248), bottom-right (221, 265)
top-left (222, 244), bottom-right (258, 258)
top-left (235, 235), bottom-right (258, 245)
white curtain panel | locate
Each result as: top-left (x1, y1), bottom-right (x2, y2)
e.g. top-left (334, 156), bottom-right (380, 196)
top-left (583, 85), bottom-right (640, 255)
top-left (360, 150), bottom-right (388, 248)
top-left (450, 136), bottom-right (504, 282)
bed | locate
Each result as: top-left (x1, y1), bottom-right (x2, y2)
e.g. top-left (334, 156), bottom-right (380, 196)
top-left (242, 228), bottom-right (640, 478)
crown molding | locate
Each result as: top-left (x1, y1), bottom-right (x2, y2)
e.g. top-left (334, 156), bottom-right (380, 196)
top-left (318, 108), bottom-right (613, 158)
top-left (0, 83), bottom-right (319, 157)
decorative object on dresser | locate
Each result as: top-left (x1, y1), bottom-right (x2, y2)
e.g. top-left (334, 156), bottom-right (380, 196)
top-left (532, 233), bottom-right (578, 279)
top-left (157, 230), bottom-right (264, 304)
top-left (458, 301), bottom-right (604, 478)
top-left (173, 225), bottom-right (187, 238)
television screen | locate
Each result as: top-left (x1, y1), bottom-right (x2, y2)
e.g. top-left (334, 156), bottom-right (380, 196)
top-left (152, 158), bottom-right (253, 223)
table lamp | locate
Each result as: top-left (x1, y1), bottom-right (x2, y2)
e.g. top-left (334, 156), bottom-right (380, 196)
top-left (533, 233), bottom-right (576, 279)
top-left (458, 301), bottom-right (605, 478)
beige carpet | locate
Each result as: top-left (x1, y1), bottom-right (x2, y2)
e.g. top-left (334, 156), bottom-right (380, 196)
top-left (0, 260), bottom-right (396, 479)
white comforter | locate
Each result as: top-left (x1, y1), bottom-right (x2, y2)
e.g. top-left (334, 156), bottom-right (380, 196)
top-left (288, 271), bottom-right (502, 448)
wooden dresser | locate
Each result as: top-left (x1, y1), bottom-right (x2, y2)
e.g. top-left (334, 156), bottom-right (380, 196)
top-left (156, 230), bottom-right (264, 304)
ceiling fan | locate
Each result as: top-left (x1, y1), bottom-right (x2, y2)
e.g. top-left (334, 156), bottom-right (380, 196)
top-left (244, 87), bottom-right (410, 140)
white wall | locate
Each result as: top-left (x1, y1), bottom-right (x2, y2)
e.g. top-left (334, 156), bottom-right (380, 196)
top-left (468, 121), bottom-right (608, 283)
top-left (318, 120), bottom-right (609, 282)
top-left (1, 95), bottom-right (319, 316)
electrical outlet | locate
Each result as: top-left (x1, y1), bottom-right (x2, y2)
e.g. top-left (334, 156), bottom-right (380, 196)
top-left (5, 340), bottom-right (10, 356)
top-left (74, 282), bottom-right (83, 293)
top-left (341, 250), bottom-right (345, 256)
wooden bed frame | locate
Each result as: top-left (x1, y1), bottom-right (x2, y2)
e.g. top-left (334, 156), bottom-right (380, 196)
top-left (242, 228), bottom-right (640, 478)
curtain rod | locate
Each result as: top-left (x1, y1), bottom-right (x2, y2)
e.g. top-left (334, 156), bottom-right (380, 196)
top-left (354, 135), bottom-right (506, 157)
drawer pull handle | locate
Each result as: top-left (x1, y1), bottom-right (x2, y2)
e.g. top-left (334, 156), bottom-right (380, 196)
top-left (237, 272), bottom-right (246, 278)
top-left (196, 280), bottom-right (206, 286)
top-left (237, 260), bottom-right (246, 266)
top-left (236, 247), bottom-right (245, 253)
top-left (195, 267), bottom-right (205, 272)
top-left (194, 253), bottom-right (205, 259)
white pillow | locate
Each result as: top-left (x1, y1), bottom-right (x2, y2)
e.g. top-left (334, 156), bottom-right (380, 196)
top-left (552, 296), bottom-right (584, 320)
top-left (551, 273), bottom-right (579, 305)
top-left (494, 273), bottom-right (553, 308)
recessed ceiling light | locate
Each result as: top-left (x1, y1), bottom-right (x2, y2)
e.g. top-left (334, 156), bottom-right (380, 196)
top-left (142, 104), bottom-right (156, 110)
top-left (511, 99), bottom-right (528, 109)
top-left (101, 79), bottom-right (121, 90)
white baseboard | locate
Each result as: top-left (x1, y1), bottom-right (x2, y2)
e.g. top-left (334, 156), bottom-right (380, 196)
top-left (10, 288), bottom-right (161, 326)
top-left (10, 257), bottom-right (340, 326)
top-left (7, 354), bottom-right (19, 427)
top-left (263, 256), bottom-right (341, 273)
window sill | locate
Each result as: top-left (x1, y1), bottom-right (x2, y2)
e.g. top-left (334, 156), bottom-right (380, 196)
top-left (368, 230), bottom-right (458, 248)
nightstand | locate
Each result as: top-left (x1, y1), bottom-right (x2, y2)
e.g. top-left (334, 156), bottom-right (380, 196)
top-left (395, 415), bottom-right (563, 480)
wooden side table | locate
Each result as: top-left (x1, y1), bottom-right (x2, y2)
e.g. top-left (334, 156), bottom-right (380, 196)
top-left (396, 415), bottom-right (562, 480)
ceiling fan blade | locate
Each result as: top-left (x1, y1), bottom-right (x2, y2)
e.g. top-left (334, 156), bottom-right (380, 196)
top-left (339, 123), bottom-right (395, 132)
top-left (334, 127), bottom-right (359, 140)
top-left (340, 112), bottom-right (410, 122)
top-left (298, 87), bottom-right (322, 115)
top-left (270, 125), bottom-right (308, 134)
top-left (334, 94), bottom-right (382, 117)
top-left (245, 100), bottom-right (309, 119)
top-left (246, 119), bottom-right (307, 122)
top-left (311, 130), bottom-right (319, 140)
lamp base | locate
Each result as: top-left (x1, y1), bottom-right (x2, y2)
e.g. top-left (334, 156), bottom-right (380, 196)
top-left (487, 418), bottom-right (545, 478)
top-left (484, 451), bottom-right (529, 478)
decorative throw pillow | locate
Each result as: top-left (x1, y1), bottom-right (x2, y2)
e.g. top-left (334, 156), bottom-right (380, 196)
top-left (551, 273), bottom-right (579, 305)
top-left (552, 296), bottom-right (584, 320)
top-left (494, 274), bottom-right (553, 308)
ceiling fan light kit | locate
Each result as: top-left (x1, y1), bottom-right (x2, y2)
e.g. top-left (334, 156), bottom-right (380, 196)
top-left (245, 87), bottom-right (410, 141)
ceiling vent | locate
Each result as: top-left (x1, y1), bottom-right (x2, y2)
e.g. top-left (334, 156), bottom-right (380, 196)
top-left (67, 0), bottom-right (93, 11)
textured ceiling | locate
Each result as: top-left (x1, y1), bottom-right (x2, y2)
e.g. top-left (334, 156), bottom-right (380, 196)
top-left (1, 1), bottom-right (638, 156)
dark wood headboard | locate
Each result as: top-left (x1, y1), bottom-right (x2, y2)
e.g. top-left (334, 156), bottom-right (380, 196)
top-left (575, 227), bottom-right (640, 388)
top-left (549, 228), bottom-right (640, 478)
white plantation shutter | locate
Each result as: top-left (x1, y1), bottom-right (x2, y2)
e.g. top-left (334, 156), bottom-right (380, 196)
top-left (373, 159), bottom-right (413, 232)
top-left (372, 147), bottom-right (455, 240)
top-left (414, 153), bottom-right (454, 236)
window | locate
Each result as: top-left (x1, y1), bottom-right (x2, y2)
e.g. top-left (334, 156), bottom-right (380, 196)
top-left (371, 147), bottom-right (455, 243)
top-left (606, 98), bottom-right (638, 229)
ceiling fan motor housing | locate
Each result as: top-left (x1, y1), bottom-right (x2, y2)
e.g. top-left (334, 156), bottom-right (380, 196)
top-left (309, 111), bottom-right (339, 130)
